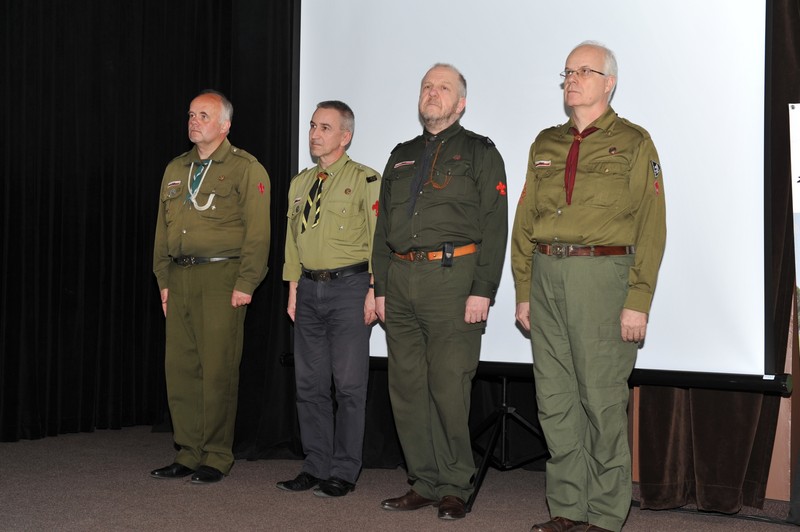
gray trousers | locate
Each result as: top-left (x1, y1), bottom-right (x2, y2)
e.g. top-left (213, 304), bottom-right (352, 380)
top-left (294, 271), bottom-right (371, 483)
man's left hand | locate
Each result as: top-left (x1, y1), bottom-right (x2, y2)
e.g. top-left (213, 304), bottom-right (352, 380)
top-left (465, 295), bottom-right (490, 324)
top-left (231, 289), bottom-right (252, 308)
top-left (620, 308), bottom-right (647, 343)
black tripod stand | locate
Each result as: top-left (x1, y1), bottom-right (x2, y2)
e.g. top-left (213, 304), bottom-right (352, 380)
top-left (467, 376), bottom-right (549, 512)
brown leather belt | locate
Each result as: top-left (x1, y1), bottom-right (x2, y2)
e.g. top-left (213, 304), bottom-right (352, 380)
top-left (536, 243), bottom-right (634, 258)
top-left (394, 243), bottom-right (478, 262)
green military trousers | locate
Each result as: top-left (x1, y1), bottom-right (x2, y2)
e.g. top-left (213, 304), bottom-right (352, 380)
top-left (530, 252), bottom-right (638, 532)
top-left (384, 254), bottom-right (484, 502)
top-left (165, 260), bottom-right (246, 475)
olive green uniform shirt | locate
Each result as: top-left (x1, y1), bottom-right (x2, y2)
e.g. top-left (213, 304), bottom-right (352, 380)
top-left (153, 138), bottom-right (271, 294)
top-left (510, 106), bottom-right (666, 313)
top-left (372, 122), bottom-right (509, 299)
top-left (283, 153), bottom-right (381, 279)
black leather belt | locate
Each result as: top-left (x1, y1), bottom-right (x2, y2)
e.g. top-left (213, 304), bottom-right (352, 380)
top-left (171, 256), bottom-right (239, 267)
top-left (301, 262), bottom-right (368, 282)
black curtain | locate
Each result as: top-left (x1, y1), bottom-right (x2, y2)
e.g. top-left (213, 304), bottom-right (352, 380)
top-left (638, 0), bottom-right (799, 513)
top-left (0, 0), bottom-right (300, 454)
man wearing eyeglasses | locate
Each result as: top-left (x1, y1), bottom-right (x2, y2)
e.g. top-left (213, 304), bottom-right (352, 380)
top-left (511, 42), bottom-right (666, 532)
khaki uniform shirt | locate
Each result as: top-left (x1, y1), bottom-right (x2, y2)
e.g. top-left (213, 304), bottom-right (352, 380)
top-left (153, 138), bottom-right (271, 295)
top-left (282, 153), bottom-right (381, 280)
top-left (372, 122), bottom-right (509, 300)
top-left (510, 106), bottom-right (666, 313)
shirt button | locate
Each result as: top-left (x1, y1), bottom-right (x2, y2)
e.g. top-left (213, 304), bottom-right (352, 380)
top-left (553, 236), bottom-right (559, 242)
top-left (413, 234), bottom-right (417, 238)
top-left (339, 225), bottom-right (344, 230)
top-left (556, 209), bottom-right (562, 215)
top-left (182, 229), bottom-right (187, 234)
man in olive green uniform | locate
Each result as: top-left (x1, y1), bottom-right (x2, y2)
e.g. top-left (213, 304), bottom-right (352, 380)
top-left (151, 90), bottom-right (271, 484)
top-left (278, 100), bottom-right (380, 498)
top-left (373, 64), bottom-right (508, 520)
top-left (511, 42), bottom-right (666, 532)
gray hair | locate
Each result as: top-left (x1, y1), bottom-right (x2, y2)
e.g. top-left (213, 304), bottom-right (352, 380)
top-left (316, 100), bottom-right (355, 135)
top-left (427, 63), bottom-right (467, 98)
top-left (199, 89), bottom-right (234, 123)
top-left (573, 40), bottom-right (618, 78)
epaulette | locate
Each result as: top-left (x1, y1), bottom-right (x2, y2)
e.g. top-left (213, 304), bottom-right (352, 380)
top-left (464, 129), bottom-right (495, 147)
top-left (229, 145), bottom-right (257, 162)
top-left (390, 137), bottom-right (418, 154)
top-left (349, 161), bottom-right (379, 183)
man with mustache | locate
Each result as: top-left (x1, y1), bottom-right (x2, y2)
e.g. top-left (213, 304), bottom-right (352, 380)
top-left (372, 63), bottom-right (508, 520)
top-left (278, 100), bottom-right (381, 498)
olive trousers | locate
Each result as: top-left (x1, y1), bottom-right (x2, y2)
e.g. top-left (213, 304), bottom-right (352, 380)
top-left (164, 260), bottom-right (246, 475)
top-left (530, 253), bottom-right (637, 532)
top-left (385, 254), bottom-right (484, 502)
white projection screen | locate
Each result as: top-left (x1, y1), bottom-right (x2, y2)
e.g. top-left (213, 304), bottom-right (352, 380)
top-left (297, 0), bottom-right (769, 378)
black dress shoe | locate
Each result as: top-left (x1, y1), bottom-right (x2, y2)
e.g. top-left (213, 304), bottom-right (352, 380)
top-left (276, 472), bottom-right (320, 492)
top-left (150, 463), bottom-right (195, 479)
top-left (380, 489), bottom-right (438, 511)
top-left (437, 495), bottom-right (466, 520)
top-left (313, 476), bottom-right (355, 498)
top-left (190, 465), bottom-right (224, 484)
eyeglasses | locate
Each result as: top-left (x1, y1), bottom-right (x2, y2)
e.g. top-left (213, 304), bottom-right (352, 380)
top-left (560, 67), bottom-right (606, 79)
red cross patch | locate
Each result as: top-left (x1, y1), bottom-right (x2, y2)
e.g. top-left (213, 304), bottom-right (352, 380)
top-left (372, 200), bottom-right (379, 216)
top-left (258, 182), bottom-right (266, 195)
top-left (496, 181), bottom-right (507, 196)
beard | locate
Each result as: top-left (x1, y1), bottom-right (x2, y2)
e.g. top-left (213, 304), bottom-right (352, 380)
top-left (419, 99), bottom-right (462, 132)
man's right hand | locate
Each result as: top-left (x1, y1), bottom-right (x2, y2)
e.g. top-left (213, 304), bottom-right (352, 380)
top-left (160, 288), bottom-right (169, 317)
top-left (375, 296), bottom-right (386, 322)
top-left (515, 301), bottom-right (530, 331)
top-left (287, 281), bottom-right (298, 322)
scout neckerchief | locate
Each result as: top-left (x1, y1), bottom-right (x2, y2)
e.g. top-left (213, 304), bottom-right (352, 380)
top-left (301, 171), bottom-right (327, 232)
top-left (564, 126), bottom-right (598, 205)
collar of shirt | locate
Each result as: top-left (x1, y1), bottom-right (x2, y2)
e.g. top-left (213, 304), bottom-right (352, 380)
top-left (317, 152), bottom-right (351, 178)
top-left (561, 106), bottom-right (619, 138)
top-left (422, 121), bottom-right (464, 143)
top-left (183, 138), bottom-right (232, 167)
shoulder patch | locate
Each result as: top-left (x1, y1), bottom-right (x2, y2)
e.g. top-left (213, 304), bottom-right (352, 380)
top-left (366, 175), bottom-right (377, 183)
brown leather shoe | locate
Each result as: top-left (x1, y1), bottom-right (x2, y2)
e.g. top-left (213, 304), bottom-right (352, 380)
top-left (567, 525), bottom-right (612, 532)
top-left (380, 489), bottom-right (438, 511)
top-left (530, 516), bottom-right (586, 532)
top-left (437, 495), bottom-right (466, 520)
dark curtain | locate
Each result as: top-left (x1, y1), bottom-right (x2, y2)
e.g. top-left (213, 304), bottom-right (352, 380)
top-left (0, 0), bottom-right (301, 456)
top-left (638, 0), bottom-right (800, 513)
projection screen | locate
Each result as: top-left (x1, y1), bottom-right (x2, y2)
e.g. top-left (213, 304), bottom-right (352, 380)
top-left (297, 0), bottom-right (771, 379)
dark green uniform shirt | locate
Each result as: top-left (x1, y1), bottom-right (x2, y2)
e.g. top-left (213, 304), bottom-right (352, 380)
top-left (372, 122), bottom-right (509, 300)
top-left (510, 106), bottom-right (666, 313)
top-left (282, 153), bottom-right (381, 279)
top-left (153, 138), bottom-right (271, 295)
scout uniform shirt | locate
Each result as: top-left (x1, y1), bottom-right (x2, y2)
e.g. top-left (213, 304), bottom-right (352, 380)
top-left (153, 138), bottom-right (271, 295)
top-left (371, 122), bottom-right (508, 300)
top-left (510, 106), bottom-right (666, 313)
top-left (282, 153), bottom-right (381, 280)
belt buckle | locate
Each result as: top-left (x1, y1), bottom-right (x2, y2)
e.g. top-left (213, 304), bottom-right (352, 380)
top-left (316, 271), bottom-right (331, 282)
top-left (413, 250), bottom-right (427, 262)
top-left (551, 243), bottom-right (566, 258)
top-left (176, 256), bottom-right (194, 267)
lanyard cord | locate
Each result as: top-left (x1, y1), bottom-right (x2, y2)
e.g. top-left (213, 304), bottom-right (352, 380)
top-left (186, 160), bottom-right (216, 211)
